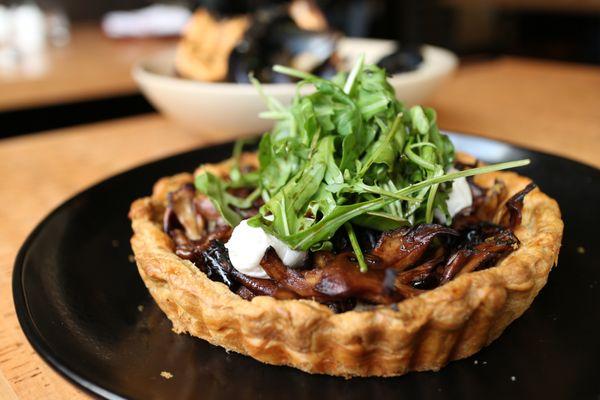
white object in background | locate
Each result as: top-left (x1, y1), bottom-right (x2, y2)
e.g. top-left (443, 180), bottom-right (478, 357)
top-left (133, 39), bottom-right (458, 137)
top-left (46, 7), bottom-right (71, 47)
top-left (102, 4), bottom-right (191, 39)
top-left (18, 50), bottom-right (48, 78)
top-left (0, 4), bottom-right (18, 76)
top-left (12, 1), bottom-right (47, 54)
top-left (0, 5), bottom-right (10, 45)
top-left (225, 220), bottom-right (307, 279)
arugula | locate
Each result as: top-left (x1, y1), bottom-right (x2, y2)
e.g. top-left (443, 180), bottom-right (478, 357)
top-left (195, 59), bottom-right (530, 269)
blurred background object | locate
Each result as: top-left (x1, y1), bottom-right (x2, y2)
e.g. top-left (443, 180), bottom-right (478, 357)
top-left (44, 1), bottom-right (71, 47)
top-left (0, 0), bottom-right (599, 138)
top-left (128, 0), bottom-right (458, 136)
top-left (0, 0), bottom-right (62, 79)
top-left (12, 1), bottom-right (47, 54)
top-left (174, 2), bottom-right (343, 84)
top-left (3, 0), bottom-right (598, 63)
top-left (101, 4), bottom-right (190, 38)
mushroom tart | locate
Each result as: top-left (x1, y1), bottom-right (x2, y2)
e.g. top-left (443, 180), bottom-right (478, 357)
top-left (130, 60), bottom-right (562, 377)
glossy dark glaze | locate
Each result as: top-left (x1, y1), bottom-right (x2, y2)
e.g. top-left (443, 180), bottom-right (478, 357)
top-left (13, 132), bottom-right (600, 400)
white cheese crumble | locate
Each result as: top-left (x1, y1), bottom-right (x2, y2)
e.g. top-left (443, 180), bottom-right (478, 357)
top-left (224, 220), bottom-right (306, 279)
top-left (435, 169), bottom-right (473, 223)
top-left (446, 175), bottom-right (473, 216)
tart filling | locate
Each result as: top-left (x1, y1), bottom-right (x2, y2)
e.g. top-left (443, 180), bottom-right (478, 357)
top-left (162, 156), bottom-right (535, 313)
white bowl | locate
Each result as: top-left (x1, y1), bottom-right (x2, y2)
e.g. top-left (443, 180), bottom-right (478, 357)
top-left (133, 38), bottom-right (457, 136)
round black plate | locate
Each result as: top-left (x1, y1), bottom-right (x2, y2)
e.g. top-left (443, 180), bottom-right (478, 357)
top-left (13, 133), bottom-right (600, 400)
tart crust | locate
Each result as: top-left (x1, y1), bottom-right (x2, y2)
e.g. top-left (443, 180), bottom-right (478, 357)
top-left (129, 153), bottom-right (563, 377)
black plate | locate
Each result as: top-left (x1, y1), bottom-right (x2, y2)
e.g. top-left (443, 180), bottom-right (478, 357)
top-left (13, 133), bottom-right (600, 400)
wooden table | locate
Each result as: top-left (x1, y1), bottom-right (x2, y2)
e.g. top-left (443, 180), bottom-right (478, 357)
top-left (0, 24), bottom-right (176, 112)
top-left (0, 57), bottom-right (598, 399)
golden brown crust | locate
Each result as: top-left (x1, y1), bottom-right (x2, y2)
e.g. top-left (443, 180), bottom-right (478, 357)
top-left (129, 153), bottom-right (563, 377)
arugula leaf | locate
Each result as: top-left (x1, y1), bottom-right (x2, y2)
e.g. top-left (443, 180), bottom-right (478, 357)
top-left (345, 222), bottom-right (368, 272)
top-left (409, 106), bottom-right (430, 134)
top-left (258, 136), bottom-right (333, 237)
top-left (358, 114), bottom-right (402, 176)
top-left (352, 211), bottom-right (408, 231)
top-left (195, 172), bottom-right (242, 227)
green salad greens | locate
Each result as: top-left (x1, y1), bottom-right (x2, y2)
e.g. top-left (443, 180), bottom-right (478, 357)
top-left (195, 56), bottom-right (529, 271)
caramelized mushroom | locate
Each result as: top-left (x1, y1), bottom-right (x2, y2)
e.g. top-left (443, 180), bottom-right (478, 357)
top-left (440, 222), bottom-right (519, 283)
top-left (261, 248), bottom-right (416, 304)
top-left (395, 251), bottom-right (445, 288)
top-left (164, 184), bottom-right (204, 240)
top-left (497, 183), bottom-right (537, 229)
top-left (170, 227), bottom-right (231, 264)
top-left (371, 224), bottom-right (458, 271)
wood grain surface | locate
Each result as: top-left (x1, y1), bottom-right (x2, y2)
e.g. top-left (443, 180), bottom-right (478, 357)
top-left (429, 57), bottom-right (600, 168)
top-left (0, 24), bottom-right (176, 112)
top-left (0, 57), bottom-right (598, 399)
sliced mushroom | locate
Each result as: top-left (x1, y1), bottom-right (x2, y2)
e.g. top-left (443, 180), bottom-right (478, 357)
top-left (165, 184), bottom-right (205, 240)
top-left (395, 251), bottom-right (445, 288)
top-left (371, 224), bottom-right (458, 271)
top-left (261, 248), bottom-right (416, 304)
top-left (260, 248), bottom-right (322, 298)
top-left (172, 227), bottom-right (232, 264)
top-left (440, 222), bottom-right (519, 283)
top-left (307, 253), bottom-right (390, 302)
top-left (439, 249), bottom-right (474, 284)
top-left (496, 183), bottom-right (537, 229)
